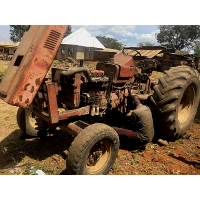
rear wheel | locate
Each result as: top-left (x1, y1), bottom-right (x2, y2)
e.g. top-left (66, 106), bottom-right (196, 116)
top-left (66, 123), bottom-right (119, 175)
top-left (150, 66), bottom-right (200, 140)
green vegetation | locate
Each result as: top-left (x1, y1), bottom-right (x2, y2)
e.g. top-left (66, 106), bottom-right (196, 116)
top-left (64, 25), bottom-right (72, 38)
top-left (168, 161), bottom-right (175, 165)
top-left (110, 165), bottom-right (120, 174)
top-left (132, 153), bottom-right (136, 159)
top-left (96, 36), bottom-right (123, 50)
top-left (192, 41), bottom-right (200, 52)
top-left (10, 25), bottom-right (30, 42)
top-left (138, 41), bottom-right (155, 47)
top-left (168, 151), bottom-right (175, 156)
top-left (0, 71), bottom-right (5, 83)
top-left (10, 25), bottom-right (72, 42)
top-left (140, 152), bottom-right (145, 157)
top-left (156, 25), bottom-right (200, 50)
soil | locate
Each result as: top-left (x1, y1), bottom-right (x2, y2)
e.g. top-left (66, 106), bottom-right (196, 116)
top-left (1, 60), bottom-right (200, 175)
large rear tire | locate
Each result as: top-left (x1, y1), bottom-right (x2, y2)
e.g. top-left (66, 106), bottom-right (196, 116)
top-left (150, 66), bottom-right (200, 140)
top-left (66, 123), bottom-right (119, 175)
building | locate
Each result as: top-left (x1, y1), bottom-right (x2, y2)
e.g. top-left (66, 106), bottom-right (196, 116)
top-left (0, 42), bottom-right (19, 55)
top-left (55, 27), bottom-right (106, 61)
top-left (93, 48), bottom-right (119, 61)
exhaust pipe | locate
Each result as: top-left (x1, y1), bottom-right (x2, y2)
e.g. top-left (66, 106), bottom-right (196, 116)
top-left (53, 67), bottom-right (92, 82)
top-left (62, 67), bottom-right (92, 82)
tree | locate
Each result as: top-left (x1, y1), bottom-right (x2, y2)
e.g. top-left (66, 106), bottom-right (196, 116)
top-left (64, 25), bottom-right (72, 38)
top-left (10, 25), bottom-right (72, 43)
top-left (156, 25), bottom-right (200, 50)
top-left (96, 36), bottom-right (123, 50)
top-left (192, 41), bottom-right (200, 52)
top-left (193, 49), bottom-right (200, 69)
top-left (10, 25), bottom-right (30, 42)
top-left (138, 41), bottom-right (155, 47)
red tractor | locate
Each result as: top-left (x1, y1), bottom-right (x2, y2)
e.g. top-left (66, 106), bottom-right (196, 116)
top-left (0, 25), bottom-right (200, 175)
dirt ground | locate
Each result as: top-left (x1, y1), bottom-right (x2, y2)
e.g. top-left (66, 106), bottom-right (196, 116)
top-left (1, 60), bottom-right (200, 175)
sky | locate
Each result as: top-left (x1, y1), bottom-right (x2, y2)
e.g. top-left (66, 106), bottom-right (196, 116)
top-left (1, 0), bottom-right (197, 49)
top-left (0, 25), bottom-right (159, 47)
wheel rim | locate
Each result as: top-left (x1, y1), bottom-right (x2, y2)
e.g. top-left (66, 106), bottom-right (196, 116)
top-left (178, 85), bottom-right (195, 124)
top-left (28, 112), bottom-right (37, 128)
top-left (86, 139), bottom-right (111, 174)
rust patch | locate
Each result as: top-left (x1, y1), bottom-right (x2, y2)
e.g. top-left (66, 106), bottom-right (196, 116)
top-left (46, 65), bottom-right (50, 70)
top-left (30, 86), bottom-right (34, 93)
top-left (0, 93), bottom-right (7, 98)
top-left (24, 83), bottom-right (31, 90)
top-left (25, 98), bottom-right (29, 104)
top-left (19, 95), bottom-right (23, 101)
top-left (35, 78), bottom-right (40, 86)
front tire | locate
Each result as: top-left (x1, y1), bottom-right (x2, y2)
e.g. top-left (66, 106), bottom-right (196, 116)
top-left (150, 66), bottom-right (200, 140)
top-left (17, 107), bottom-right (47, 137)
top-left (66, 123), bottom-right (119, 175)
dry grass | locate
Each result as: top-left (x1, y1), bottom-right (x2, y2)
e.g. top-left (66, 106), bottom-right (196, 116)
top-left (0, 100), bottom-right (18, 142)
top-left (83, 61), bottom-right (99, 69)
top-left (0, 60), bottom-right (10, 72)
top-left (150, 71), bottom-right (164, 80)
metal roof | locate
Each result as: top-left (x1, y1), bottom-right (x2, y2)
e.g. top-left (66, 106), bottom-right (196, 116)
top-left (117, 48), bottom-right (163, 58)
top-left (0, 42), bottom-right (19, 48)
top-left (94, 48), bottom-right (119, 53)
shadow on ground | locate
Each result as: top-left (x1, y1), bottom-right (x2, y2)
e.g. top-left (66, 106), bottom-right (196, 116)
top-left (194, 103), bottom-right (200, 124)
top-left (170, 154), bottom-right (200, 169)
top-left (0, 128), bottom-right (74, 171)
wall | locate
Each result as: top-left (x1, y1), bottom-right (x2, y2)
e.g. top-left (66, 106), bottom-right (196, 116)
top-left (0, 47), bottom-right (17, 55)
top-left (93, 51), bottom-right (117, 61)
top-left (9, 47), bottom-right (17, 55)
top-left (55, 45), bottom-right (104, 61)
top-left (55, 44), bottom-right (85, 60)
top-left (76, 46), bottom-right (85, 60)
top-left (84, 47), bottom-right (102, 61)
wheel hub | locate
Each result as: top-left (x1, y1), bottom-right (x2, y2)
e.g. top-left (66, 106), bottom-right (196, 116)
top-left (178, 85), bottom-right (195, 124)
top-left (86, 140), bottom-right (111, 174)
top-left (29, 113), bottom-right (37, 128)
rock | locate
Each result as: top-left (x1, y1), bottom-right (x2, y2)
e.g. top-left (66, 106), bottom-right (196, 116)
top-left (16, 161), bottom-right (26, 167)
top-left (14, 168), bottom-right (23, 173)
top-left (36, 169), bottom-right (46, 175)
top-left (153, 156), bottom-right (158, 162)
top-left (9, 169), bottom-right (14, 174)
top-left (30, 169), bottom-right (36, 175)
top-left (154, 138), bottom-right (168, 146)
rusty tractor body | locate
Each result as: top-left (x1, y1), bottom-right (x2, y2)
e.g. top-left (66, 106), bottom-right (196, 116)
top-left (1, 25), bottom-right (200, 175)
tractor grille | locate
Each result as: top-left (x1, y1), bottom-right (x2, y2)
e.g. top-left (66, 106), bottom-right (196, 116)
top-left (44, 30), bottom-right (61, 51)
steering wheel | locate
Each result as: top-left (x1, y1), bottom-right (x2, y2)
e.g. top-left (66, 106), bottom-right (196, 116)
top-left (122, 47), bottom-right (142, 57)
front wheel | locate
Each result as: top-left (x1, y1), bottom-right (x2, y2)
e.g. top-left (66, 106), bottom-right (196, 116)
top-left (66, 123), bottom-right (119, 175)
top-left (17, 107), bottom-right (48, 137)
